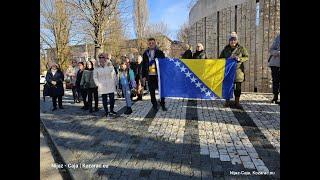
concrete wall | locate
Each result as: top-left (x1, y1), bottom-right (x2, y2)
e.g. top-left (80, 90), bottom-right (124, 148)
top-left (189, 0), bottom-right (247, 25)
top-left (188, 0), bottom-right (280, 93)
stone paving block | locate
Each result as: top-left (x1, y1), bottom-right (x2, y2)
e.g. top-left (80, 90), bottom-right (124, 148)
top-left (220, 155), bottom-right (231, 162)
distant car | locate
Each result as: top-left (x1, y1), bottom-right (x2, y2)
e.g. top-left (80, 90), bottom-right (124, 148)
top-left (40, 75), bottom-right (46, 84)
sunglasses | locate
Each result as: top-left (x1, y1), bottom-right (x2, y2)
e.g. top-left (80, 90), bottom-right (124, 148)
top-left (99, 56), bottom-right (106, 59)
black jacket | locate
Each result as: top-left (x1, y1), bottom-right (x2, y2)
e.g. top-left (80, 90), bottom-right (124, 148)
top-left (75, 69), bottom-right (84, 88)
top-left (182, 49), bottom-right (193, 59)
top-left (45, 69), bottom-right (64, 97)
top-left (142, 48), bottom-right (165, 79)
top-left (192, 50), bottom-right (207, 59)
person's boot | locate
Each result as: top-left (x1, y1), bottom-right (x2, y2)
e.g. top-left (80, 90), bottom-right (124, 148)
top-left (152, 103), bottom-right (158, 110)
top-left (223, 100), bottom-right (231, 107)
top-left (161, 104), bottom-right (167, 111)
top-left (52, 107), bottom-right (57, 111)
top-left (271, 93), bottom-right (279, 104)
top-left (94, 107), bottom-right (99, 112)
top-left (234, 97), bottom-right (241, 109)
top-left (110, 109), bottom-right (117, 115)
top-left (124, 107), bottom-right (132, 115)
top-left (137, 94), bottom-right (143, 101)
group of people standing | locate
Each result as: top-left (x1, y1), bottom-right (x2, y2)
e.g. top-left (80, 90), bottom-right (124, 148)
top-left (181, 32), bottom-right (280, 108)
top-left (44, 37), bottom-right (168, 116)
top-left (44, 32), bottom-right (280, 115)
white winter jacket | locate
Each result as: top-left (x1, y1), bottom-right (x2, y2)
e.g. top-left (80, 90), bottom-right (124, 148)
top-left (93, 65), bottom-right (117, 95)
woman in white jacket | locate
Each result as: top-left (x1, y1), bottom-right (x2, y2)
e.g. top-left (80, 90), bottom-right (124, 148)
top-left (93, 53), bottom-right (118, 117)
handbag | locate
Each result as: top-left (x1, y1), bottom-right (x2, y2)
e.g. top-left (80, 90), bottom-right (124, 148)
top-left (43, 83), bottom-right (52, 97)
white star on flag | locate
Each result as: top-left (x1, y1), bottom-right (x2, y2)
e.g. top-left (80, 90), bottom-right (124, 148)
top-left (169, 58), bottom-right (174, 61)
top-left (180, 66), bottom-right (186, 72)
top-left (190, 76), bottom-right (197, 83)
top-left (185, 71), bottom-right (192, 77)
top-left (201, 86), bottom-right (207, 92)
top-left (175, 61), bottom-right (181, 67)
top-left (195, 81), bottom-right (202, 87)
top-left (205, 91), bottom-right (211, 97)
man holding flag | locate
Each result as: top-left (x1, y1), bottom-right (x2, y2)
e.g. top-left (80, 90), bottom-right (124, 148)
top-left (142, 37), bottom-right (167, 111)
top-left (219, 32), bottom-right (249, 108)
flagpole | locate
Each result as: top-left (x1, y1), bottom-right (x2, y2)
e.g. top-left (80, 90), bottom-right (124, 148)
top-left (156, 58), bottom-right (161, 98)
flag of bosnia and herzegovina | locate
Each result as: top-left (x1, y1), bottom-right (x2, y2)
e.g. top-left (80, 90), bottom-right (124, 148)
top-left (156, 58), bottom-right (238, 100)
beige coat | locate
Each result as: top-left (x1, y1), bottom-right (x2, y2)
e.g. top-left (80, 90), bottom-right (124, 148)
top-left (93, 66), bottom-right (117, 95)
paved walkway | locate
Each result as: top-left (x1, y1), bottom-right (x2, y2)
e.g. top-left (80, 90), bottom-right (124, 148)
top-left (40, 131), bottom-right (63, 180)
top-left (40, 88), bottom-right (280, 180)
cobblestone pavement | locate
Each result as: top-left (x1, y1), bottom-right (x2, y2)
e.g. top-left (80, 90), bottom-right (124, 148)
top-left (40, 87), bottom-right (280, 180)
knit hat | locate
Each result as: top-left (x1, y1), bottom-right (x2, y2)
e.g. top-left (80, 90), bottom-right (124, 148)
top-left (228, 32), bottom-right (238, 41)
top-left (49, 62), bottom-right (58, 68)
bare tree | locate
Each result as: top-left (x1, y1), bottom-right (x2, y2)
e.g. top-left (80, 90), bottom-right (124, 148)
top-left (104, 9), bottom-right (128, 59)
top-left (133, 0), bottom-right (148, 53)
top-left (68, 0), bottom-right (121, 60)
top-left (145, 21), bottom-right (170, 38)
top-left (133, 0), bottom-right (148, 38)
top-left (41, 0), bottom-right (72, 70)
top-left (187, 0), bottom-right (198, 10)
top-left (177, 22), bottom-right (190, 43)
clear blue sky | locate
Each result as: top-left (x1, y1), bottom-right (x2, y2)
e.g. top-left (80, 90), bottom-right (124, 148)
top-left (128, 0), bottom-right (191, 40)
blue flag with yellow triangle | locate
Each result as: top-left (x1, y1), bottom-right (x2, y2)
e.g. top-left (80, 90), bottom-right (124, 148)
top-left (156, 58), bottom-right (237, 100)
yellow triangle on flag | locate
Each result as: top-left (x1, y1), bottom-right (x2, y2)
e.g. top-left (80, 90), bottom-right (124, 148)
top-left (181, 59), bottom-right (226, 97)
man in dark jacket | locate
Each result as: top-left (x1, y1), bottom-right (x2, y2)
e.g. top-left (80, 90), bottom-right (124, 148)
top-left (142, 37), bottom-right (167, 111)
top-left (219, 32), bottom-right (249, 108)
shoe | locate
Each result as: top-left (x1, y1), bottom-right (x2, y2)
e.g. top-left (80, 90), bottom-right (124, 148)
top-left (105, 112), bottom-right (109, 117)
top-left (76, 100), bottom-right (81, 103)
top-left (234, 103), bottom-right (242, 109)
top-left (152, 105), bottom-right (158, 110)
top-left (137, 95), bottom-right (143, 101)
top-left (110, 110), bottom-right (117, 115)
top-left (89, 109), bottom-right (93, 113)
top-left (84, 106), bottom-right (89, 110)
top-left (271, 93), bottom-right (279, 104)
top-left (161, 105), bottom-right (167, 111)
top-left (124, 107), bottom-right (132, 115)
top-left (234, 97), bottom-right (241, 109)
top-left (59, 106), bottom-right (64, 109)
top-left (223, 100), bottom-right (231, 107)
top-left (94, 107), bottom-right (99, 112)
top-left (52, 107), bottom-right (57, 111)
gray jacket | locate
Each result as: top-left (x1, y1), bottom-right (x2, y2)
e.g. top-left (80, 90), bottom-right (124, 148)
top-left (80, 70), bottom-right (97, 89)
top-left (268, 34), bottom-right (280, 67)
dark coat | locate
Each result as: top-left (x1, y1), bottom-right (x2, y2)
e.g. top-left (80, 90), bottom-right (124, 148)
top-left (182, 49), bottom-right (193, 59)
top-left (192, 50), bottom-right (206, 59)
top-left (75, 69), bottom-right (84, 88)
top-left (142, 48), bottom-right (165, 80)
top-left (45, 69), bottom-right (64, 97)
top-left (130, 62), bottom-right (137, 76)
top-left (219, 44), bottom-right (249, 82)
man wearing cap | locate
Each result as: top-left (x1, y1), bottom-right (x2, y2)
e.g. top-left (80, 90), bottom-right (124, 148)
top-left (219, 32), bottom-right (249, 108)
top-left (93, 53), bottom-right (118, 117)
